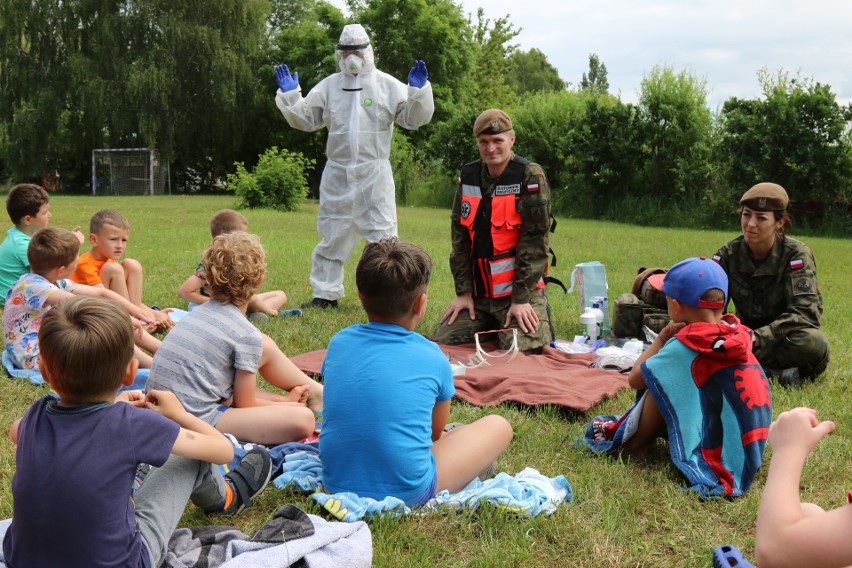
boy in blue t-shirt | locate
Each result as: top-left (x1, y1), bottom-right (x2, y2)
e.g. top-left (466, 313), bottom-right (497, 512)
top-left (0, 183), bottom-right (84, 305)
top-left (3, 296), bottom-right (274, 567)
top-left (320, 238), bottom-right (513, 507)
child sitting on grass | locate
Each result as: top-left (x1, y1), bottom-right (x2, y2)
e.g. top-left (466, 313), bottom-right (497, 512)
top-left (320, 238), bottom-right (513, 506)
top-left (3, 296), bottom-right (273, 567)
top-left (177, 208), bottom-right (299, 322)
top-left (0, 183), bottom-right (83, 304)
top-left (754, 407), bottom-right (850, 567)
top-left (584, 256), bottom-right (772, 498)
top-left (146, 231), bottom-right (322, 446)
top-left (70, 208), bottom-right (173, 332)
top-left (3, 227), bottom-right (162, 370)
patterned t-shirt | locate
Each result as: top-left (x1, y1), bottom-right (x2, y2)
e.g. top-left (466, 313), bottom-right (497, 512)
top-left (2, 273), bottom-right (76, 370)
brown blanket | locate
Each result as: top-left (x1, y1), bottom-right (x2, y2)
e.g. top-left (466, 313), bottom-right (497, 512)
top-left (290, 342), bottom-right (630, 412)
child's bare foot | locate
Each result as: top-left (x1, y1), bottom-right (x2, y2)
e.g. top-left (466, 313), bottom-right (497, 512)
top-left (284, 385), bottom-right (309, 403)
top-left (306, 390), bottom-right (323, 415)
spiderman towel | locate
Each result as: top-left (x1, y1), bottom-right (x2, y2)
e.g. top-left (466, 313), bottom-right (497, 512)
top-left (583, 315), bottom-right (772, 498)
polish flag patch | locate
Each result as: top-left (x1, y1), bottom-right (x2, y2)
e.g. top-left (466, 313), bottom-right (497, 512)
top-left (712, 254), bottom-right (721, 263)
top-left (528, 183), bottom-right (540, 192)
top-left (790, 258), bottom-right (804, 270)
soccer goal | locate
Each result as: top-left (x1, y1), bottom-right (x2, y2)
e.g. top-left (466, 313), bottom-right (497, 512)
top-left (91, 147), bottom-right (171, 195)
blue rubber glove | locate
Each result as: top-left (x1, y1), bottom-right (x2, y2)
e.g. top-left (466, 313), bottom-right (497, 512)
top-left (275, 64), bottom-right (300, 93)
top-left (408, 60), bottom-right (428, 88)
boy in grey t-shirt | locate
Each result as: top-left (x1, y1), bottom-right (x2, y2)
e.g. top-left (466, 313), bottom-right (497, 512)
top-left (146, 232), bottom-right (323, 445)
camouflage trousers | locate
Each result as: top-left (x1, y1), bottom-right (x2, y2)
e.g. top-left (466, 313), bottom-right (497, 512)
top-left (433, 289), bottom-right (552, 354)
top-left (756, 328), bottom-right (830, 379)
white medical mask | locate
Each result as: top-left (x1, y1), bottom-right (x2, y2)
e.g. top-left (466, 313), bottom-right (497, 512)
top-left (340, 54), bottom-right (363, 75)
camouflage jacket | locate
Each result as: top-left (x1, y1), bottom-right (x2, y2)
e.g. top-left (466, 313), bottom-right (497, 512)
top-left (448, 155), bottom-right (551, 304)
top-left (713, 235), bottom-right (823, 355)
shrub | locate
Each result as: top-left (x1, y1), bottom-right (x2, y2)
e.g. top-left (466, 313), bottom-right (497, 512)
top-left (227, 147), bottom-right (314, 211)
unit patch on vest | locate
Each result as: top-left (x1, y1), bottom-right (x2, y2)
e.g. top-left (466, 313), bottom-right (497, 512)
top-left (461, 201), bottom-right (472, 219)
top-left (495, 184), bottom-right (521, 196)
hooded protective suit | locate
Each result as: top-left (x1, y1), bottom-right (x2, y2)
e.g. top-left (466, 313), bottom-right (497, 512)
top-left (275, 24), bottom-right (434, 302)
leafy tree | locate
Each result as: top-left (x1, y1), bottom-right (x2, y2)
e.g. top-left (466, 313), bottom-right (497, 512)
top-left (464, 8), bottom-right (521, 109)
top-left (580, 53), bottom-right (609, 94)
top-left (717, 69), bottom-right (852, 205)
top-left (511, 90), bottom-right (588, 213)
top-left (506, 48), bottom-right (565, 95)
top-left (637, 64), bottom-right (713, 200)
top-left (0, 0), bottom-right (270, 191)
top-left (267, 0), bottom-right (346, 196)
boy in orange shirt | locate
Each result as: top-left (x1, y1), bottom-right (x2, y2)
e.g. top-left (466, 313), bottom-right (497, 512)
top-left (71, 209), bottom-right (173, 331)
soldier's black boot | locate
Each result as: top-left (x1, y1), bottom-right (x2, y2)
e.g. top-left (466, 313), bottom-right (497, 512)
top-left (301, 297), bottom-right (339, 310)
top-left (765, 367), bottom-right (803, 389)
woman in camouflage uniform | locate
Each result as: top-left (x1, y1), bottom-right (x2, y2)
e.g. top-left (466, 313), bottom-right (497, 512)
top-left (712, 183), bottom-right (829, 388)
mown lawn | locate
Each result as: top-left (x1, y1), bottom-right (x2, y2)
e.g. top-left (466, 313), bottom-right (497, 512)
top-left (1, 195), bottom-right (849, 567)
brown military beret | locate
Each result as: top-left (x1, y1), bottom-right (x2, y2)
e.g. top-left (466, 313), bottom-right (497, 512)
top-left (740, 182), bottom-right (789, 211)
top-left (473, 109), bottom-right (513, 137)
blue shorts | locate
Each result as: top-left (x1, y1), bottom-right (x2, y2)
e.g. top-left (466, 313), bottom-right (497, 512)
top-left (406, 471), bottom-right (438, 509)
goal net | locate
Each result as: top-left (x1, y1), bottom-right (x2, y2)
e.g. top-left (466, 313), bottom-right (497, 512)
top-left (91, 148), bottom-right (170, 195)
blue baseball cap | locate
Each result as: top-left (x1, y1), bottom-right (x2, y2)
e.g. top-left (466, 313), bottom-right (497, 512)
top-left (647, 257), bottom-right (728, 309)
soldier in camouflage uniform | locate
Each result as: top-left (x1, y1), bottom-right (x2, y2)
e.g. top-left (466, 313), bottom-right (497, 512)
top-left (713, 182), bottom-right (829, 387)
top-left (434, 109), bottom-right (552, 354)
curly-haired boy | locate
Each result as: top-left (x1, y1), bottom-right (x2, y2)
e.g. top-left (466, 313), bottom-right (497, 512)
top-left (146, 232), bottom-right (322, 445)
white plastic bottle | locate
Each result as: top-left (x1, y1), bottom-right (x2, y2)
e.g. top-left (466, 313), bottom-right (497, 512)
top-left (580, 307), bottom-right (598, 343)
top-left (591, 301), bottom-right (605, 341)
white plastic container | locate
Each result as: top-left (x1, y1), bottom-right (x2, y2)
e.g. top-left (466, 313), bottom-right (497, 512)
top-left (580, 307), bottom-right (599, 342)
top-left (590, 302), bottom-right (605, 340)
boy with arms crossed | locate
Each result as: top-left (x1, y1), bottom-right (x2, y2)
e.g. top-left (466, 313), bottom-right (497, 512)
top-left (320, 238), bottom-right (513, 506)
top-left (3, 296), bottom-right (272, 567)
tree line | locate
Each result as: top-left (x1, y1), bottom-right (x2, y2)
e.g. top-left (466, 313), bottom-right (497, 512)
top-left (1, 0), bottom-right (850, 233)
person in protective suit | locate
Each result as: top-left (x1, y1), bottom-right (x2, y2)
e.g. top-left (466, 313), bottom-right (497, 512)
top-left (274, 23), bottom-right (434, 309)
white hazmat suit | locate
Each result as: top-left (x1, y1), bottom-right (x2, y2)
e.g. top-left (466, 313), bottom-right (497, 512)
top-left (275, 24), bottom-right (434, 303)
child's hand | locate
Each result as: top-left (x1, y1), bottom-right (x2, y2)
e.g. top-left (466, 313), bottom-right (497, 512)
top-left (116, 390), bottom-right (146, 406)
top-left (144, 390), bottom-right (187, 419)
top-left (130, 317), bottom-right (145, 341)
top-left (657, 321), bottom-right (685, 343)
top-left (768, 407), bottom-right (835, 458)
top-left (72, 226), bottom-right (85, 245)
top-left (152, 309), bottom-right (175, 333)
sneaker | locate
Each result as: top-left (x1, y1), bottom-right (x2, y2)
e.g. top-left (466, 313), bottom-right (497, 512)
top-left (300, 298), bottom-right (338, 310)
top-left (133, 463), bottom-right (152, 493)
top-left (712, 544), bottom-right (755, 568)
top-left (443, 422), bottom-right (464, 433)
top-left (278, 308), bottom-right (304, 317)
top-left (247, 312), bottom-right (270, 325)
top-left (213, 447), bottom-right (273, 516)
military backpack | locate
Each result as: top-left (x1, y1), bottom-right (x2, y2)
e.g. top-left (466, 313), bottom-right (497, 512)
top-left (611, 267), bottom-right (669, 339)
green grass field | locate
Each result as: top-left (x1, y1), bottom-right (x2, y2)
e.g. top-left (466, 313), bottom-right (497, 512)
top-left (1, 195), bottom-right (849, 567)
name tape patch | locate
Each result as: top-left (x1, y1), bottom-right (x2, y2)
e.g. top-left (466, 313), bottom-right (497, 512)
top-left (495, 184), bottom-right (521, 196)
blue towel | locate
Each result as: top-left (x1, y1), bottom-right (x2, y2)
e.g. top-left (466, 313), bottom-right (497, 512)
top-left (581, 318), bottom-right (772, 498)
top-left (272, 451), bottom-right (572, 521)
top-left (2, 350), bottom-right (150, 392)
